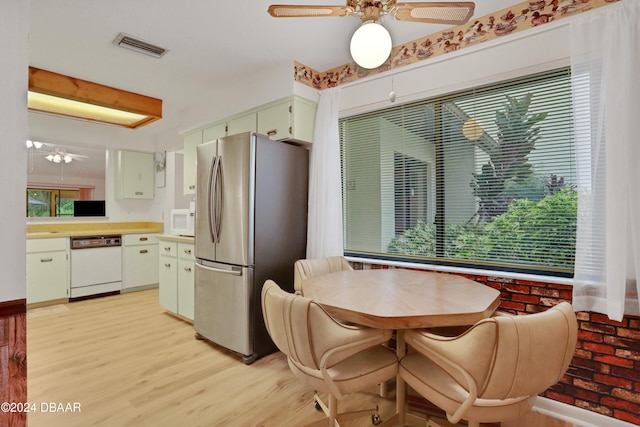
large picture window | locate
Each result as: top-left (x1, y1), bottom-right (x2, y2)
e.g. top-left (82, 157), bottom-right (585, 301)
top-left (340, 68), bottom-right (576, 276)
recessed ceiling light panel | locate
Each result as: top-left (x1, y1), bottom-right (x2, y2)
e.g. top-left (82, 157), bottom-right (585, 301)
top-left (113, 32), bottom-right (168, 58)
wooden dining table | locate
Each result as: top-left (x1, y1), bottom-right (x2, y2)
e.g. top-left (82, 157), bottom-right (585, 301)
top-left (301, 268), bottom-right (501, 330)
top-left (301, 268), bottom-right (502, 427)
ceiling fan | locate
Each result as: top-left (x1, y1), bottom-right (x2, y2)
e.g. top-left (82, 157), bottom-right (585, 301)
top-left (26, 141), bottom-right (87, 164)
top-left (268, 1), bottom-right (475, 69)
top-left (268, 1), bottom-right (475, 26)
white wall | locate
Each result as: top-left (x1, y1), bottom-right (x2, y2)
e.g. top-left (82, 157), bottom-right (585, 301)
top-left (2, 0), bottom-right (29, 302)
top-left (338, 24), bottom-right (570, 117)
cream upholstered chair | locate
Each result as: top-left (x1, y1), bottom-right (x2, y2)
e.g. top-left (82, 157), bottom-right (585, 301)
top-left (398, 302), bottom-right (578, 427)
top-left (261, 280), bottom-right (397, 427)
top-left (293, 256), bottom-right (353, 295)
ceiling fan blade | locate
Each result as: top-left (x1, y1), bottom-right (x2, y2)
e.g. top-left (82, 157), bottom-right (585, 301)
top-left (268, 4), bottom-right (353, 17)
top-left (392, 2), bottom-right (475, 25)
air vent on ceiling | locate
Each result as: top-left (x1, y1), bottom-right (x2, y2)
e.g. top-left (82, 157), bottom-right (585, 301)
top-left (113, 33), bottom-right (168, 58)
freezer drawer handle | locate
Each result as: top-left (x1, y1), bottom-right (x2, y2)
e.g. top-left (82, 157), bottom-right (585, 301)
top-left (139, 249), bottom-right (148, 254)
top-left (198, 263), bottom-right (242, 276)
top-left (40, 257), bottom-right (53, 263)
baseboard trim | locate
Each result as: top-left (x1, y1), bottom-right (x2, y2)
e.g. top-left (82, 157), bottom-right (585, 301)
top-left (533, 397), bottom-right (637, 427)
top-left (0, 298), bottom-right (26, 318)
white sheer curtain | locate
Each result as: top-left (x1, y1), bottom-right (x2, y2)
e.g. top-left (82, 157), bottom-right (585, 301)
top-left (571, 1), bottom-right (640, 321)
top-left (306, 87), bottom-right (344, 258)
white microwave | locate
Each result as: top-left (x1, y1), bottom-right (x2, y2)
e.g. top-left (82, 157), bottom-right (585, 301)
top-left (170, 208), bottom-right (195, 236)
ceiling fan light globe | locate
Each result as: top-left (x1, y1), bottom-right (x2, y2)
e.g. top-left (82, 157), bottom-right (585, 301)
top-left (350, 21), bottom-right (392, 69)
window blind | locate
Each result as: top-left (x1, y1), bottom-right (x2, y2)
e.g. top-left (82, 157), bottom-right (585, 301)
top-left (340, 68), bottom-right (577, 276)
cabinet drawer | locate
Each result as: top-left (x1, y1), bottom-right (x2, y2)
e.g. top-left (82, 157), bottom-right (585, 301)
top-left (123, 233), bottom-right (158, 246)
top-left (178, 243), bottom-right (194, 261)
top-left (159, 241), bottom-right (178, 257)
top-left (27, 237), bottom-right (67, 253)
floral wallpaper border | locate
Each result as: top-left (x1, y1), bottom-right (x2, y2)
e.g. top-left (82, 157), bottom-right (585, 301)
top-left (294, 0), bottom-right (618, 90)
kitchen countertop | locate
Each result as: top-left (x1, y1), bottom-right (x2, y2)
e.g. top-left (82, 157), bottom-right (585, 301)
top-left (26, 221), bottom-right (163, 239)
top-left (156, 234), bottom-right (195, 244)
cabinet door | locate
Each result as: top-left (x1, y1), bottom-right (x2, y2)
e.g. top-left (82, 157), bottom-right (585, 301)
top-left (177, 258), bottom-right (195, 320)
top-left (159, 255), bottom-right (178, 313)
top-left (123, 245), bottom-right (159, 289)
top-left (116, 150), bottom-right (155, 199)
top-left (26, 251), bottom-right (68, 303)
top-left (183, 130), bottom-right (203, 195)
top-left (291, 97), bottom-right (316, 142)
top-left (227, 113), bottom-right (256, 136)
top-left (257, 102), bottom-right (290, 140)
top-left (203, 123), bottom-right (226, 142)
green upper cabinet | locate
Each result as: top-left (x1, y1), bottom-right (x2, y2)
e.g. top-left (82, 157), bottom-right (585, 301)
top-left (227, 112), bottom-right (257, 136)
top-left (114, 150), bottom-right (155, 199)
top-left (182, 96), bottom-right (316, 195)
top-left (183, 130), bottom-right (203, 195)
top-left (183, 123), bottom-right (226, 195)
top-left (258, 97), bottom-right (316, 142)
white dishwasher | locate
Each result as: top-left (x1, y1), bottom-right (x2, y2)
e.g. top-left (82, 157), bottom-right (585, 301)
top-left (70, 235), bottom-right (123, 299)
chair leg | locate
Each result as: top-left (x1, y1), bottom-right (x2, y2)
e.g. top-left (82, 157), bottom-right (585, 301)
top-left (397, 375), bottom-right (406, 424)
top-left (329, 393), bottom-right (338, 427)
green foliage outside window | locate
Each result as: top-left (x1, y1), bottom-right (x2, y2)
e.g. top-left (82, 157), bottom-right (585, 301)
top-left (388, 187), bottom-right (577, 270)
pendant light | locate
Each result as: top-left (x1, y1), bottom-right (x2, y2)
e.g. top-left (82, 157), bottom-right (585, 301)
top-left (463, 91), bottom-right (484, 141)
top-left (350, 21), bottom-right (392, 69)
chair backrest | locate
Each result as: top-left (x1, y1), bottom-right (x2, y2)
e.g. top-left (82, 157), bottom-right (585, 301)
top-left (475, 302), bottom-right (577, 399)
top-left (293, 256), bottom-right (353, 294)
top-left (414, 302), bottom-right (577, 401)
top-left (262, 280), bottom-right (363, 370)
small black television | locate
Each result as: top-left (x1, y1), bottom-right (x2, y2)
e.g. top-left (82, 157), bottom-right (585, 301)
top-left (73, 200), bottom-right (106, 217)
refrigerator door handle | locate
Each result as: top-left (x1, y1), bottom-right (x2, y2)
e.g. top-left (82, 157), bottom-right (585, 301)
top-left (214, 155), bottom-right (223, 242)
top-left (208, 155), bottom-right (220, 243)
top-left (197, 262), bottom-right (242, 276)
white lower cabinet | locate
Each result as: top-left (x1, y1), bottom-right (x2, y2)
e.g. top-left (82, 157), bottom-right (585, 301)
top-left (158, 238), bottom-right (194, 321)
top-left (123, 234), bottom-right (159, 289)
top-left (26, 238), bottom-right (69, 304)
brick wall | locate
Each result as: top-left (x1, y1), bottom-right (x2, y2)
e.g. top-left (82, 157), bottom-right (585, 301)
top-left (351, 261), bottom-right (640, 426)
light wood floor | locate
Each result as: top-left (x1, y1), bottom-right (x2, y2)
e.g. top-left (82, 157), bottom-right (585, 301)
top-left (27, 289), bottom-right (572, 427)
top-left (27, 289), bottom-right (396, 427)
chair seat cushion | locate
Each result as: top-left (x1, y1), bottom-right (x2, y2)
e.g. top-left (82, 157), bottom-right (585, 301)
top-left (291, 345), bottom-right (398, 397)
top-left (401, 353), bottom-right (533, 423)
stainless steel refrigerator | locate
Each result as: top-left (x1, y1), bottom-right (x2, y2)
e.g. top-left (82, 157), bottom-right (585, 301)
top-left (194, 132), bottom-right (309, 364)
